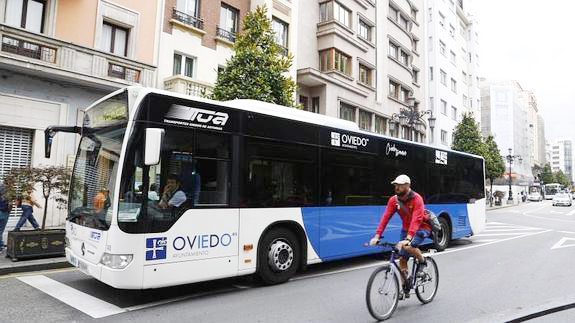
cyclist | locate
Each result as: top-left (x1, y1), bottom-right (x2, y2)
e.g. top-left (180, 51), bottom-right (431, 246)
top-left (369, 174), bottom-right (431, 297)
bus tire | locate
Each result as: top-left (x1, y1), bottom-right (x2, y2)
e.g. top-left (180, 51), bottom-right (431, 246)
top-left (432, 216), bottom-right (451, 252)
top-left (257, 227), bottom-right (300, 285)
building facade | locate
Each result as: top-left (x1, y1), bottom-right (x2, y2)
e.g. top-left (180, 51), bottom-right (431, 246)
top-left (0, 0), bottom-right (159, 226)
top-left (480, 80), bottom-right (542, 183)
top-left (158, 0), bottom-right (297, 98)
top-left (548, 139), bottom-right (574, 185)
top-left (425, 0), bottom-right (480, 148)
top-left (297, 0), bottom-right (427, 142)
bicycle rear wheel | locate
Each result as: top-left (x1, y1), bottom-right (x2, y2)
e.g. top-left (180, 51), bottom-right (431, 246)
top-left (415, 257), bottom-right (439, 304)
top-left (366, 265), bottom-right (400, 321)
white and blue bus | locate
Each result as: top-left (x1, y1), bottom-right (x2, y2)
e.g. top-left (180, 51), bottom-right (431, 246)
top-left (46, 87), bottom-right (486, 289)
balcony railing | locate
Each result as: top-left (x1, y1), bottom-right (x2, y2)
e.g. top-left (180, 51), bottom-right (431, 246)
top-left (164, 75), bottom-right (213, 98)
top-left (216, 27), bottom-right (236, 43)
top-left (172, 8), bottom-right (204, 30)
top-left (0, 23), bottom-right (156, 87)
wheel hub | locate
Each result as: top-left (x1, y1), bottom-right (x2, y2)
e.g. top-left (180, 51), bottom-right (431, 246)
top-left (268, 240), bottom-right (294, 272)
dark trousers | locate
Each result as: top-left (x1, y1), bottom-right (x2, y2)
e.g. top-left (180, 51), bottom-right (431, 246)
top-left (14, 206), bottom-right (39, 230)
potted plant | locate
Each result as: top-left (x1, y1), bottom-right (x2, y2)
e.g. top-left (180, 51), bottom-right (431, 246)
top-left (2, 166), bottom-right (71, 261)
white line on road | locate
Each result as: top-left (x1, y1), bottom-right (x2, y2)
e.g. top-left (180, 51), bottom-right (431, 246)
top-left (482, 228), bottom-right (542, 232)
top-left (473, 232), bottom-right (530, 237)
top-left (557, 231), bottom-right (575, 234)
top-left (17, 275), bottom-right (125, 318)
top-left (551, 237), bottom-right (575, 250)
top-left (567, 209), bottom-right (575, 216)
top-left (292, 229), bottom-right (552, 282)
top-left (472, 239), bottom-right (498, 243)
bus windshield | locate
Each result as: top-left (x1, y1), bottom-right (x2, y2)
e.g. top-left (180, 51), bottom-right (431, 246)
top-left (68, 91), bottom-right (128, 230)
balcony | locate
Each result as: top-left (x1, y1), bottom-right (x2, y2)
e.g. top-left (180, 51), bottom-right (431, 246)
top-left (170, 8), bottom-right (205, 37)
top-left (164, 75), bottom-right (213, 98)
top-left (216, 27), bottom-right (236, 44)
top-left (0, 24), bottom-right (156, 89)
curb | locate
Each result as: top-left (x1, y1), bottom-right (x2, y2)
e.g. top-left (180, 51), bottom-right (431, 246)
top-left (0, 257), bottom-right (72, 276)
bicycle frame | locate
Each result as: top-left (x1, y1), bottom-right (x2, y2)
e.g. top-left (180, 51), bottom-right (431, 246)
top-left (379, 242), bottom-right (419, 291)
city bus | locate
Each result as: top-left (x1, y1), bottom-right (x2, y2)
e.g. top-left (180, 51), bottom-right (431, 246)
top-left (544, 183), bottom-right (562, 200)
top-left (45, 87), bottom-right (486, 289)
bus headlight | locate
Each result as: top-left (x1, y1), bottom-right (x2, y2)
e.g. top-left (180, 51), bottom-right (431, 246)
top-left (100, 253), bottom-right (133, 269)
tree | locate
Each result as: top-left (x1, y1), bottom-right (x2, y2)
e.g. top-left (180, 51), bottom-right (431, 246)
top-left (483, 135), bottom-right (506, 206)
top-left (451, 112), bottom-right (485, 156)
top-left (540, 163), bottom-right (555, 184)
top-left (2, 166), bottom-right (71, 230)
top-left (554, 170), bottom-right (571, 187)
top-left (210, 5), bottom-right (297, 107)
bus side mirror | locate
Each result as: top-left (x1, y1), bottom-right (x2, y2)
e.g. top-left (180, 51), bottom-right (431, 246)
top-left (144, 128), bottom-right (164, 166)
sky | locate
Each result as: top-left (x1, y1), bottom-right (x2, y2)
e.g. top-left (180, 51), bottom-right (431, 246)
top-left (468, 0), bottom-right (575, 142)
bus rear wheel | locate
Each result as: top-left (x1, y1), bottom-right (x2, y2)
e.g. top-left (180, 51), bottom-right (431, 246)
top-left (432, 216), bottom-right (451, 252)
top-left (257, 227), bottom-right (300, 285)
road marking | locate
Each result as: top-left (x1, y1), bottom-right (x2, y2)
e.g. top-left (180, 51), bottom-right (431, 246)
top-left (557, 231), bottom-right (575, 235)
top-left (292, 229), bottom-right (552, 281)
top-left (18, 275), bottom-right (125, 318)
top-left (567, 209), bottom-right (575, 216)
top-left (473, 232), bottom-right (527, 237)
top-left (481, 228), bottom-right (542, 232)
top-left (0, 267), bottom-right (77, 280)
top-left (551, 237), bottom-right (575, 250)
top-left (472, 239), bottom-right (498, 243)
top-left (550, 211), bottom-right (565, 214)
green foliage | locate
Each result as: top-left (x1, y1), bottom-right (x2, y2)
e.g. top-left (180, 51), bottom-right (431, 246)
top-left (1, 166), bottom-right (72, 230)
top-left (451, 112), bottom-right (485, 156)
top-left (210, 5), bottom-right (297, 107)
top-left (540, 163), bottom-right (555, 184)
top-left (554, 170), bottom-right (571, 187)
top-left (484, 135), bottom-right (506, 181)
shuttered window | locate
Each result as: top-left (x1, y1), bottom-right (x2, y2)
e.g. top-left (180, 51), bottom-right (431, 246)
top-left (0, 125), bottom-right (33, 216)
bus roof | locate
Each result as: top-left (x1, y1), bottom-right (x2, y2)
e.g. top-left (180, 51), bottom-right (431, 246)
top-left (90, 87), bottom-right (484, 161)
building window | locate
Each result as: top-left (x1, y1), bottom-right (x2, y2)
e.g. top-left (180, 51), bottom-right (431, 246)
top-left (5, 0), bottom-right (46, 33)
top-left (176, 0), bottom-right (199, 17)
top-left (451, 78), bottom-right (457, 93)
top-left (359, 110), bottom-right (372, 131)
top-left (400, 50), bottom-right (410, 66)
top-left (312, 97), bottom-right (320, 113)
top-left (220, 4), bottom-right (239, 34)
top-left (358, 19), bottom-right (372, 42)
top-left (413, 69), bottom-right (419, 84)
top-left (462, 71), bottom-right (468, 84)
top-left (412, 38), bottom-right (419, 52)
top-left (440, 70), bottom-right (447, 85)
top-left (319, 48), bottom-right (351, 76)
top-left (429, 67), bottom-right (433, 80)
top-left (441, 130), bottom-right (448, 145)
top-left (428, 7), bottom-right (432, 22)
top-left (449, 24), bottom-right (455, 37)
top-left (272, 18), bottom-right (289, 50)
top-left (450, 51), bottom-right (456, 65)
top-left (340, 102), bottom-right (356, 121)
top-left (411, 8), bottom-right (417, 21)
top-left (463, 94), bottom-right (468, 107)
top-left (429, 97), bottom-right (434, 109)
top-left (389, 80), bottom-right (411, 103)
top-left (173, 53), bottom-right (194, 77)
top-left (389, 5), bottom-right (409, 30)
top-left (299, 95), bottom-right (309, 111)
top-left (359, 63), bottom-right (373, 86)
top-left (439, 40), bottom-right (446, 56)
top-left (441, 99), bottom-right (447, 115)
top-left (375, 116), bottom-right (387, 134)
top-left (101, 22), bottom-right (129, 56)
top-left (451, 106), bottom-right (457, 120)
top-left (428, 36), bottom-right (433, 51)
top-left (389, 42), bottom-right (398, 59)
top-left (320, 1), bottom-right (351, 27)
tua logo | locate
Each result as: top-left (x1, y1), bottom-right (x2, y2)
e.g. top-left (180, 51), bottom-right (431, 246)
top-left (146, 237), bottom-right (167, 260)
top-left (166, 105), bottom-right (229, 126)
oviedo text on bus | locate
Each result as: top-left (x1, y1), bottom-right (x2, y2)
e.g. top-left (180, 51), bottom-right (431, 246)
top-left (45, 87), bottom-right (486, 289)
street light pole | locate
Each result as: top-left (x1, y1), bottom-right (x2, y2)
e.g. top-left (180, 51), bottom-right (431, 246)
top-left (504, 148), bottom-right (522, 204)
top-left (389, 95), bottom-right (435, 144)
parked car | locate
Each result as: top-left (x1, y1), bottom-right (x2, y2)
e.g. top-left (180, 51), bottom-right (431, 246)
top-left (528, 192), bottom-right (543, 202)
top-left (552, 193), bottom-right (572, 207)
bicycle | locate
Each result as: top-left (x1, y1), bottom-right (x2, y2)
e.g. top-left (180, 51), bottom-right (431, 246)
top-left (365, 240), bottom-right (439, 321)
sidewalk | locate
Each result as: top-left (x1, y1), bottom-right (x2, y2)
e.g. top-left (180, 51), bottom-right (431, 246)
top-left (486, 199), bottom-right (532, 211)
top-left (1, 225), bottom-right (71, 276)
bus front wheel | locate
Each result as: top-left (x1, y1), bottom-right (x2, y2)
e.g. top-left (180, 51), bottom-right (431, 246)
top-left (432, 216), bottom-right (451, 252)
top-left (257, 227), bottom-right (300, 285)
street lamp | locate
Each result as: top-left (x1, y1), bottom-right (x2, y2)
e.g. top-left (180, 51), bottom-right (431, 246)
top-left (504, 148), bottom-right (522, 204)
top-left (390, 96), bottom-right (435, 143)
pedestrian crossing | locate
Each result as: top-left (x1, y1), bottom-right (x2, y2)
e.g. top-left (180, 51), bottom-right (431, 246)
top-left (471, 221), bottom-right (548, 244)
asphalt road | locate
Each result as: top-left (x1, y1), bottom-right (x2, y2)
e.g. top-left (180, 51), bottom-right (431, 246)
top-left (1, 200), bottom-right (575, 322)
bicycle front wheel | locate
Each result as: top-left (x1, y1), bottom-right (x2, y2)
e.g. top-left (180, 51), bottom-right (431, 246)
top-left (366, 265), bottom-right (400, 321)
top-left (415, 256), bottom-right (439, 304)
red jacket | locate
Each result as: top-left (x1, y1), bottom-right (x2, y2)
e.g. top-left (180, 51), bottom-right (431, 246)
top-left (376, 191), bottom-right (431, 237)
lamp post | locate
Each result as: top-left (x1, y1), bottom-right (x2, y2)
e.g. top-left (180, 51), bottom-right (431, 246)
top-left (504, 148), bottom-right (522, 204)
top-left (389, 96), bottom-right (435, 143)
